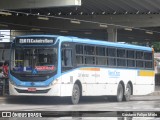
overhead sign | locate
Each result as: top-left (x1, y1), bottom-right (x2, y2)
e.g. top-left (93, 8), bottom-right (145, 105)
top-left (0, 30), bottom-right (10, 42)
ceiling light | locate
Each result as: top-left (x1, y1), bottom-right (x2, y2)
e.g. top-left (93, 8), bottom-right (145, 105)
top-left (128, 37), bottom-right (134, 39)
top-left (60, 30), bottom-right (68, 33)
top-left (37, 16), bottom-right (49, 20)
top-left (124, 28), bottom-right (132, 31)
top-left (31, 28), bottom-right (40, 31)
top-left (102, 11), bottom-right (105, 14)
top-left (48, 13), bottom-right (50, 15)
top-left (58, 12), bottom-right (61, 15)
top-left (84, 32), bottom-right (92, 34)
top-left (146, 31), bottom-right (153, 34)
top-left (70, 20), bottom-right (81, 24)
top-left (0, 11), bottom-right (12, 16)
top-left (113, 11), bottom-right (116, 14)
top-left (0, 24), bottom-right (8, 27)
top-left (136, 11), bottom-right (139, 14)
top-left (99, 24), bottom-right (108, 28)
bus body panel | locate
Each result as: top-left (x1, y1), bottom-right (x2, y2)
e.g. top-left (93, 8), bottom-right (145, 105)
top-left (9, 68), bottom-right (154, 96)
top-left (133, 84), bottom-right (154, 95)
top-left (59, 67), bottom-right (154, 96)
top-left (9, 35), bottom-right (155, 100)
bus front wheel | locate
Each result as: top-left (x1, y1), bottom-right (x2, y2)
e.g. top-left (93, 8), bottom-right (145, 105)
top-left (71, 83), bottom-right (80, 105)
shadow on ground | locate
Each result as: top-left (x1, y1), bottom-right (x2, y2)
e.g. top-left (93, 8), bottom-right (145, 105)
top-left (4, 96), bottom-right (110, 105)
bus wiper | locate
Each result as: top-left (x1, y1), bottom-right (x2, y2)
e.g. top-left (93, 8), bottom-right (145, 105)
top-left (20, 74), bottom-right (46, 77)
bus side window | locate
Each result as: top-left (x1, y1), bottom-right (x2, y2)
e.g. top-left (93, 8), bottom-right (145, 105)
top-left (62, 49), bottom-right (73, 67)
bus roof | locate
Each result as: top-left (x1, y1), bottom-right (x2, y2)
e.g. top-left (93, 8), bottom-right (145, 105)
top-left (71, 38), bottom-right (152, 51)
top-left (15, 35), bottom-right (152, 51)
top-left (58, 36), bottom-right (152, 52)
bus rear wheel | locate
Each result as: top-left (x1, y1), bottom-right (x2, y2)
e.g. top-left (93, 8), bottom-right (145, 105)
top-left (108, 83), bottom-right (124, 102)
top-left (71, 83), bottom-right (80, 105)
top-left (123, 83), bottom-right (132, 101)
top-left (116, 83), bottom-right (124, 102)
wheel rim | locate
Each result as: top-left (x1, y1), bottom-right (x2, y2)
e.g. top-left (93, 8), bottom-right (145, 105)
top-left (73, 87), bottom-right (79, 101)
top-left (72, 84), bottom-right (80, 104)
top-left (126, 84), bottom-right (131, 99)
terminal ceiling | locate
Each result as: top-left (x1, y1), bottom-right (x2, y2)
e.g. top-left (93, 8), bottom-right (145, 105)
top-left (1, 0), bottom-right (160, 42)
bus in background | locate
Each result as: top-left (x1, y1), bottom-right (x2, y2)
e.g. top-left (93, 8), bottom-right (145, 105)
top-left (9, 35), bottom-right (154, 104)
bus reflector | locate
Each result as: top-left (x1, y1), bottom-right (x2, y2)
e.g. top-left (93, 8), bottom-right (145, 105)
top-left (138, 70), bottom-right (154, 76)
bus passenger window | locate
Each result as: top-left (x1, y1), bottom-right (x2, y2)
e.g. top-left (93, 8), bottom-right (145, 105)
top-left (117, 49), bottom-right (126, 57)
top-left (84, 46), bottom-right (95, 55)
top-left (76, 56), bottom-right (83, 65)
top-left (136, 51), bottom-right (143, 59)
top-left (96, 47), bottom-right (105, 56)
top-left (76, 45), bottom-right (83, 54)
top-left (108, 48), bottom-right (116, 57)
top-left (108, 58), bottom-right (116, 66)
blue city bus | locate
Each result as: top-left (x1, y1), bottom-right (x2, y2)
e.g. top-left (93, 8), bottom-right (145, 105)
top-left (9, 35), bottom-right (154, 104)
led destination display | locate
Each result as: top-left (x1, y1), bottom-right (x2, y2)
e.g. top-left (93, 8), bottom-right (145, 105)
top-left (15, 38), bottom-right (56, 44)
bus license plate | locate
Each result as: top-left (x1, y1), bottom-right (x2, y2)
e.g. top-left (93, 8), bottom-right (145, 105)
top-left (28, 88), bottom-right (36, 92)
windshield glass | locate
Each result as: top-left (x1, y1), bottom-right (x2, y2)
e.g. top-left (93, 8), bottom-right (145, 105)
top-left (10, 47), bottom-right (57, 74)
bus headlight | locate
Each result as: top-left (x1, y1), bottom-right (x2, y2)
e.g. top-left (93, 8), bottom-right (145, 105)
top-left (50, 79), bottom-right (58, 86)
top-left (50, 81), bottom-right (54, 86)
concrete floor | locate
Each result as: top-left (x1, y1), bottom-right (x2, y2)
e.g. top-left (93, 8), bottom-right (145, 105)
top-left (0, 95), bottom-right (160, 119)
top-left (0, 86), bottom-right (160, 119)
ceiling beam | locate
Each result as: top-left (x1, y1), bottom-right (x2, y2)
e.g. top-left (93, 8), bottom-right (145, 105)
top-left (1, 16), bottom-right (160, 42)
top-left (65, 14), bottom-right (160, 27)
top-left (0, 0), bottom-right (81, 9)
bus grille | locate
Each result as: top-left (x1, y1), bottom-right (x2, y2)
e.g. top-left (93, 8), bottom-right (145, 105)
top-left (15, 88), bottom-right (50, 94)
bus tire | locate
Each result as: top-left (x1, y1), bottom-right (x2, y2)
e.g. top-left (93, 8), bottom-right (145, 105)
top-left (116, 83), bottom-right (124, 102)
top-left (123, 83), bottom-right (132, 101)
top-left (71, 83), bottom-right (80, 105)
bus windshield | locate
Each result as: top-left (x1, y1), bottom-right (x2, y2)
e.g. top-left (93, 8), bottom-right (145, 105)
top-left (10, 47), bottom-right (57, 74)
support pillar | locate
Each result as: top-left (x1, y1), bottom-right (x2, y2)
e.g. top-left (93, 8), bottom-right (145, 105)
top-left (107, 26), bottom-right (117, 42)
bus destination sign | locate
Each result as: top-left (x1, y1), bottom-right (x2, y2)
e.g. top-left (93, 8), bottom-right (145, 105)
top-left (16, 38), bottom-right (55, 44)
